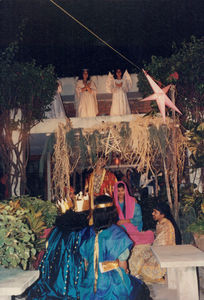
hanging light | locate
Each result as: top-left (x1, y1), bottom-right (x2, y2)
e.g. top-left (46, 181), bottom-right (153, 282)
top-left (114, 154), bottom-right (120, 166)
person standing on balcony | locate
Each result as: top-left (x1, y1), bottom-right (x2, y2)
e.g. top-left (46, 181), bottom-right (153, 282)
top-left (75, 69), bottom-right (98, 118)
top-left (45, 80), bottom-right (66, 119)
top-left (106, 69), bottom-right (132, 116)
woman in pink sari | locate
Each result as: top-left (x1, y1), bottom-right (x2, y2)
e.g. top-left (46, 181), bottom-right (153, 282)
top-left (113, 181), bottom-right (154, 245)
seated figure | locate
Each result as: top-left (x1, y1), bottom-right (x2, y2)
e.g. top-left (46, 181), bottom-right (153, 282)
top-left (79, 194), bottom-right (151, 300)
top-left (85, 156), bottom-right (117, 224)
top-left (129, 202), bottom-right (182, 283)
top-left (27, 197), bottom-right (89, 299)
top-left (113, 181), bottom-right (154, 245)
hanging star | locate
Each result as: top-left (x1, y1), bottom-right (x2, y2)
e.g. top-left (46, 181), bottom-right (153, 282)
top-left (141, 69), bottom-right (182, 122)
top-left (100, 129), bottom-right (122, 155)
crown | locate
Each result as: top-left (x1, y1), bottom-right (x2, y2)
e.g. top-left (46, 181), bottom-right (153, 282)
top-left (74, 192), bottom-right (90, 212)
top-left (56, 192), bottom-right (90, 214)
top-left (56, 198), bottom-right (74, 214)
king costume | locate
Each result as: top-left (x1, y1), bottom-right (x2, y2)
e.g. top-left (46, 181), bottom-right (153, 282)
top-left (79, 224), bottom-right (151, 300)
top-left (27, 210), bottom-right (89, 299)
top-left (85, 168), bottom-right (117, 223)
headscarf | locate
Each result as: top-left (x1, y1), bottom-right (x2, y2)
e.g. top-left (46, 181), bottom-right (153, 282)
top-left (113, 181), bottom-right (135, 220)
top-left (113, 181), bottom-right (154, 245)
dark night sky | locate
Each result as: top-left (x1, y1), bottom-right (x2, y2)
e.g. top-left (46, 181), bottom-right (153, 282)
top-left (0, 0), bottom-right (203, 76)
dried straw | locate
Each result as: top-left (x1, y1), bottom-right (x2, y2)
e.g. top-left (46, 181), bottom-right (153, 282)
top-left (51, 116), bottom-right (187, 198)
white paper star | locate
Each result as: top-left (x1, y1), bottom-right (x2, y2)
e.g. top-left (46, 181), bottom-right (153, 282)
top-left (141, 70), bottom-right (182, 122)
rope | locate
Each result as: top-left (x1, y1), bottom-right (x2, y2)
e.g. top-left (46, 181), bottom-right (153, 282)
top-left (49, 0), bottom-right (140, 71)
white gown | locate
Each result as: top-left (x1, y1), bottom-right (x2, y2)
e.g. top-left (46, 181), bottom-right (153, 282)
top-left (45, 92), bottom-right (66, 119)
top-left (75, 80), bottom-right (98, 118)
top-left (106, 70), bottom-right (132, 116)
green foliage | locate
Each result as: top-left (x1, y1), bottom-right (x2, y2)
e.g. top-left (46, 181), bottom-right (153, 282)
top-left (0, 59), bottom-right (57, 122)
top-left (180, 185), bottom-right (204, 217)
top-left (138, 36), bottom-right (204, 121)
top-left (187, 215), bottom-right (204, 235)
top-left (186, 122), bottom-right (204, 169)
top-left (0, 31), bottom-right (57, 196)
top-left (0, 196), bottom-right (57, 269)
top-left (18, 195), bottom-right (58, 228)
top-left (0, 201), bottom-right (36, 270)
top-left (179, 185), bottom-right (204, 241)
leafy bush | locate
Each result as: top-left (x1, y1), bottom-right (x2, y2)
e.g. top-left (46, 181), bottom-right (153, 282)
top-left (19, 195), bottom-right (58, 228)
top-left (0, 201), bottom-right (36, 270)
top-left (0, 196), bottom-right (58, 269)
top-left (187, 215), bottom-right (204, 235)
top-left (138, 36), bottom-right (204, 123)
top-left (180, 185), bottom-right (204, 217)
top-left (179, 185), bottom-right (204, 242)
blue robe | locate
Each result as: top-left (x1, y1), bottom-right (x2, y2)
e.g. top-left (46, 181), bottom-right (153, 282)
top-left (27, 227), bottom-right (87, 299)
top-left (79, 224), bottom-right (150, 300)
top-left (119, 201), bottom-right (143, 231)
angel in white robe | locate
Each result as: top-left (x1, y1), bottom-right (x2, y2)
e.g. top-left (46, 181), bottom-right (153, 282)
top-left (45, 80), bottom-right (66, 119)
top-left (106, 69), bottom-right (132, 116)
top-left (75, 69), bottom-right (98, 118)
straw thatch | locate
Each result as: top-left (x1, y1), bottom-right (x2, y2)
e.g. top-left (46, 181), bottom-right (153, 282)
top-left (51, 115), bottom-right (187, 200)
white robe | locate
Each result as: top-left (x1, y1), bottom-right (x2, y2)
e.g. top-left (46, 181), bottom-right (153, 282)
top-left (75, 80), bottom-right (98, 118)
top-left (106, 70), bottom-right (132, 116)
top-left (45, 92), bottom-right (66, 119)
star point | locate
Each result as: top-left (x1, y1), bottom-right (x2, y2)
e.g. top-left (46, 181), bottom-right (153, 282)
top-left (141, 70), bottom-right (182, 122)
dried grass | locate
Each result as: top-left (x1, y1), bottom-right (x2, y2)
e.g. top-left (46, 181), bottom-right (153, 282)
top-left (51, 116), bottom-right (187, 199)
top-left (52, 122), bottom-right (71, 200)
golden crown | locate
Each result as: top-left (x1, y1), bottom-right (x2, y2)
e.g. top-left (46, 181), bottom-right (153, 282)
top-left (74, 192), bottom-right (90, 212)
top-left (56, 192), bottom-right (90, 214)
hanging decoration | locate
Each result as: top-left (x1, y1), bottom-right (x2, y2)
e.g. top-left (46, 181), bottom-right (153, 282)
top-left (100, 128), bottom-right (123, 156)
top-left (45, 115), bottom-right (187, 201)
top-left (141, 70), bottom-right (182, 122)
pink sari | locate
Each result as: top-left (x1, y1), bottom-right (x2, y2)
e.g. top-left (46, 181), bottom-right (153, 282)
top-left (114, 181), bottom-right (154, 245)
